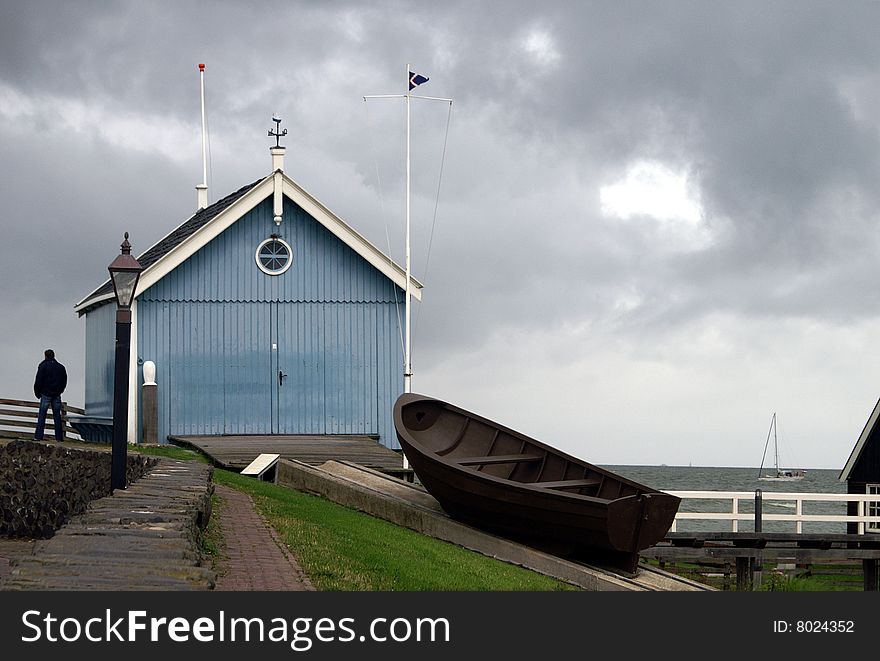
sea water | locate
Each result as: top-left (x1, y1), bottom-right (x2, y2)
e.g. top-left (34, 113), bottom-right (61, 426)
top-left (601, 465), bottom-right (848, 534)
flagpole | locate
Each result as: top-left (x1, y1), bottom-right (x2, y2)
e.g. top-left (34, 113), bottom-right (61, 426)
top-left (405, 63), bottom-right (412, 397)
top-left (364, 68), bottom-right (452, 473)
top-left (403, 64), bottom-right (413, 471)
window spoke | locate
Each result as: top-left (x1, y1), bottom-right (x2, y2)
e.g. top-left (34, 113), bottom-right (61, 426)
top-left (255, 238), bottom-right (293, 275)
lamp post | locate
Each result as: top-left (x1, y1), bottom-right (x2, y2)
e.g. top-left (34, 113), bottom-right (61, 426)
top-left (108, 232), bottom-right (143, 491)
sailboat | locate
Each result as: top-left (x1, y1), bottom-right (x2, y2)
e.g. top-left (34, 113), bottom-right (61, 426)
top-left (757, 412), bottom-right (806, 481)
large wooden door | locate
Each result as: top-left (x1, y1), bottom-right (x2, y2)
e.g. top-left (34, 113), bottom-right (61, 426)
top-left (275, 302), bottom-right (379, 436)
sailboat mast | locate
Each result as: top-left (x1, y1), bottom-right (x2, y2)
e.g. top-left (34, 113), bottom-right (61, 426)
top-left (773, 412), bottom-right (779, 474)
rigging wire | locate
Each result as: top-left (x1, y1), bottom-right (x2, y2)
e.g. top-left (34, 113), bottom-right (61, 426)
top-left (363, 97), bottom-right (405, 356)
top-left (411, 100), bottom-right (453, 363)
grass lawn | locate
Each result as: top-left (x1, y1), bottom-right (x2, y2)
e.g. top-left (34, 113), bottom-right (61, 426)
top-left (643, 558), bottom-right (865, 591)
top-left (133, 444), bottom-right (577, 591)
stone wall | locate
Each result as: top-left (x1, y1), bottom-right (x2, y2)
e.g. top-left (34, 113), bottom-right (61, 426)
top-left (0, 441), bottom-right (157, 538)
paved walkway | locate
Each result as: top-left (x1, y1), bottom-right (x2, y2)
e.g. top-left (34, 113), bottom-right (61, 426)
top-left (211, 484), bottom-right (315, 591)
top-left (0, 539), bottom-right (34, 584)
top-left (0, 465), bottom-right (315, 591)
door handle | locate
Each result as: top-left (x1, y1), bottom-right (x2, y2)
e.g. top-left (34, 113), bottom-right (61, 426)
top-left (279, 370), bottom-right (288, 387)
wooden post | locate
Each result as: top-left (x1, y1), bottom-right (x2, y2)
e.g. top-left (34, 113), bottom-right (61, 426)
top-left (753, 553), bottom-right (763, 590)
top-left (864, 559), bottom-right (879, 592)
top-left (754, 489), bottom-right (763, 532)
top-left (736, 556), bottom-right (752, 591)
top-left (142, 361), bottom-right (158, 445)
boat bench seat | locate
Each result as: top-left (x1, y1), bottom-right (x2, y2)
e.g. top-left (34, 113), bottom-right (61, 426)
top-left (456, 454), bottom-right (543, 466)
top-left (532, 478), bottom-right (601, 490)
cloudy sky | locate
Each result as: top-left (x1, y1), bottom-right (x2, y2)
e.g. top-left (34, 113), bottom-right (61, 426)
top-left (3, 1), bottom-right (880, 468)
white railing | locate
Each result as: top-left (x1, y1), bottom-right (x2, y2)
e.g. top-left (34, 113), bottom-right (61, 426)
top-left (665, 491), bottom-right (880, 534)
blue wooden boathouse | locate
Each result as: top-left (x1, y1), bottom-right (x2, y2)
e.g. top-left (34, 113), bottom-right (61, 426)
top-left (74, 143), bottom-right (419, 450)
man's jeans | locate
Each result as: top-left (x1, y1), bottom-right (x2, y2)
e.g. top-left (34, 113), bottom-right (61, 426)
top-left (35, 394), bottom-right (64, 441)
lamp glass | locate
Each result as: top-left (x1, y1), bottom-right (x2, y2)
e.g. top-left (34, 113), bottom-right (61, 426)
top-left (110, 270), bottom-right (140, 308)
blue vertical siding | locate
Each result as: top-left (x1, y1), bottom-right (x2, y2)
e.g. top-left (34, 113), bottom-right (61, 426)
top-left (84, 303), bottom-right (115, 416)
top-left (143, 197), bottom-right (400, 304)
top-left (138, 301), bottom-right (171, 440)
top-left (223, 302), bottom-right (273, 434)
top-left (132, 195), bottom-right (405, 447)
top-left (276, 302), bottom-right (325, 434)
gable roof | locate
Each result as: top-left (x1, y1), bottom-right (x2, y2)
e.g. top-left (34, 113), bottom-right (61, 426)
top-left (839, 396), bottom-right (880, 482)
top-left (74, 172), bottom-right (422, 315)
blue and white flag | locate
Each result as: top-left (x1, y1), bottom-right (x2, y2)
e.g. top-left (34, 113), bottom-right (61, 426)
top-left (409, 71), bottom-right (429, 90)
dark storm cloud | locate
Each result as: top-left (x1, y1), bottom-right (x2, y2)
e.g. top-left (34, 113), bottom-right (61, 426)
top-left (3, 1), bottom-right (880, 465)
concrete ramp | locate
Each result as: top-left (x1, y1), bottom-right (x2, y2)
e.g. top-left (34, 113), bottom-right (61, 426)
top-left (171, 434), bottom-right (411, 479)
top-left (275, 458), bottom-right (710, 592)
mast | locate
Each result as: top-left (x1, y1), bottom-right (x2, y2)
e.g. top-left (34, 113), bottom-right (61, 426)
top-left (773, 412), bottom-right (779, 475)
top-left (200, 64), bottom-right (207, 193)
top-left (195, 63), bottom-right (209, 209)
top-left (404, 63), bottom-right (412, 394)
top-left (364, 69), bottom-right (452, 470)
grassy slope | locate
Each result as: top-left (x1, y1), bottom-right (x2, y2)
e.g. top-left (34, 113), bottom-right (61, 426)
top-left (134, 445), bottom-right (576, 591)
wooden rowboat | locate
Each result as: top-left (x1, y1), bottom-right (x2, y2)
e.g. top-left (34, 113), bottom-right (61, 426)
top-left (393, 393), bottom-right (681, 574)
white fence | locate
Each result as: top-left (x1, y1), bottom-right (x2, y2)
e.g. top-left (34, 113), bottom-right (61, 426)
top-left (665, 491), bottom-right (880, 534)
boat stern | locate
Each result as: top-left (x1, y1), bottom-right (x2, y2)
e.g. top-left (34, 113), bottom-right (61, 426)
top-left (607, 492), bottom-right (681, 553)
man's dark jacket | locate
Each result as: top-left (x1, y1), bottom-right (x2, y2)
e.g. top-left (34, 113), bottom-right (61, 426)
top-left (34, 359), bottom-right (67, 398)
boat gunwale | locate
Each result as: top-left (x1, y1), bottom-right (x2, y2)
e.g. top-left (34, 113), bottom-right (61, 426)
top-left (394, 393), bottom-right (677, 507)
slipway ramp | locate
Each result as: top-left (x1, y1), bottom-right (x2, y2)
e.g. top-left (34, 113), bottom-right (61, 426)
top-left (274, 458), bottom-right (710, 592)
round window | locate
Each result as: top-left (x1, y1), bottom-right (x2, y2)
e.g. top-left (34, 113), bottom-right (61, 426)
top-left (255, 238), bottom-right (293, 275)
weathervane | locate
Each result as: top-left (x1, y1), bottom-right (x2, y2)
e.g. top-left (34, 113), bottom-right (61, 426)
top-left (268, 116), bottom-right (287, 148)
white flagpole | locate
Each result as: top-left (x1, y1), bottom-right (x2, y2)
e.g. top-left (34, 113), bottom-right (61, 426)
top-left (200, 64), bottom-right (207, 190)
top-left (405, 64), bottom-right (412, 396)
top-left (364, 69), bottom-right (452, 473)
top-left (403, 64), bottom-right (413, 471)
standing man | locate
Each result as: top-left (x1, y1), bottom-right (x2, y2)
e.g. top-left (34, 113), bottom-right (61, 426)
top-left (34, 349), bottom-right (67, 442)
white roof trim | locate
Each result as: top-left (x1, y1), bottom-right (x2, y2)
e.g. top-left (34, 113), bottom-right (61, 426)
top-left (281, 176), bottom-right (422, 300)
top-left (74, 172), bottom-right (420, 313)
top-left (74, 291), bottom-right (116, 313)
top-left (73, 177), bottom-right (273, 313)
top-left (839, 396), bottom-right (880, 482)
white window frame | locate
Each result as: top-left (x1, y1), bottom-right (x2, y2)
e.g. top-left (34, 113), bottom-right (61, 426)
top-left (255, 237), bottom-right (293, 276)
top-left (868, 484), bottom-right (880, 533)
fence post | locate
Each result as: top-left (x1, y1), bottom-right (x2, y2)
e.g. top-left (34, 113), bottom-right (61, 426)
top-left (142, 361), bottom-right (158, 445)
top-left (864, 559), bottom-right (879, 591)
top-left (736, 556), bottom-right (752, 591)
top-left (754, 489), bottom-right (763, 533)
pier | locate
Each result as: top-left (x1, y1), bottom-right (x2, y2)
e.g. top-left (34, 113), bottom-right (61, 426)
top-left (642, 490), bottom-right (880, 590)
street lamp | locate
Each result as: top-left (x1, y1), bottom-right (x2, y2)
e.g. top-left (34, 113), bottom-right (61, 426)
top-left (108, 232), bottom-right (143, 491)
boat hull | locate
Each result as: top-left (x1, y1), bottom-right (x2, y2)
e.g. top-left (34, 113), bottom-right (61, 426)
top-left (394, 394), bottom-right (680, 573)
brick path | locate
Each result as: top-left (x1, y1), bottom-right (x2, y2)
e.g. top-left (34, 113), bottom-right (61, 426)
top-left (0, 470), bottom-right (315, 592)
top-left (212, 484), bottom-right (315, 591)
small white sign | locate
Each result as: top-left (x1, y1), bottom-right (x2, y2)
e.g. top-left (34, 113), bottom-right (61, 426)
top-left (241, 453), bottom-right (281, 478)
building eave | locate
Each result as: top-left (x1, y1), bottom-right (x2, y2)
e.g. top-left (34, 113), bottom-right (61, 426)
top-left (74, 292), bottom-right (116, 316)
top-left (75, 171), bottom-right (421, 316)
top-left (281, 174), bottom-right (422, 300)
top-left (839, 396), bottom-right (880, 482)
